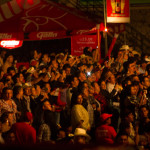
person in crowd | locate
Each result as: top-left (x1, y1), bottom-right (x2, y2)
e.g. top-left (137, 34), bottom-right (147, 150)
top-left (7, 66), bottom-right (16, 77)
top-left (71, 93), bottom-right (90, 131)
top-left (95, 113), bottom-right (117, 145)
top-left (0, 87), bottom-right (17, 124)
top-left (138, 60), bottom-right (147, 74)
top-left (34, 99), bottom-right (57, 140)
top-left (137, 105), bottom-right (150, 135)
top-left (37, 109), bottom-right (52, 143)
top-left (39, 53), bottom-right (50, 66)
top-left (13, 86), bottom-right (27, 122)
top-left (23, 83), bottom-right (32, 112)
top-left (0, 119), bottom-right (5, 144)
top-left (13, 72), bottom-right (25, 86)
top-left (55, 128), bottom-right (66, 143)
top-left (115, 132), bottom-right (129, 146)
top-left (92, 81), bottom-right (107, 113)
top-left (30, 49), bottom-right (41, 65)
top-left (11, 112), bottom-right (36, 144)
top-left (66, 75), bottom-right (79, 115)
top-left (1, 111), bottom-right (14, 133)
top-left (2, 54), bottom-right (14, 74)
top-left (73, 128), bottom-right (91, 144)
top-left (120, 109), bottom-right (138, 145)
top-left (0, 46), bottom-right (148, 147)
top-left (2, 128), bottom-right (16, 144)
top-left (118, 121), bottom-right (135, 145)
top-left (0, 50), bottom-right (7, 68)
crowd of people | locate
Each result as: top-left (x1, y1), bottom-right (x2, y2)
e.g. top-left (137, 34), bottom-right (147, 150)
top-left (0, 45), bottom-right (150, 149)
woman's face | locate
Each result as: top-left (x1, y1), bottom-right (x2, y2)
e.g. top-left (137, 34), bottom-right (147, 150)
top-left (4, 89), bottom-right (13, 100)
top-left (82, 88), bottom-right (89, 97)
top-left (77, 95), bottom-right (83, 104)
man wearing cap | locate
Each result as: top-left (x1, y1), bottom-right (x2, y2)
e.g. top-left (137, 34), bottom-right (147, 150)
top-left (95, 113), bottom-right (117, 145)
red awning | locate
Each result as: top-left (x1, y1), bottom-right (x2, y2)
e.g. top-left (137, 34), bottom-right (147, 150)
top-left (0, 0), bottom-right (97, 40)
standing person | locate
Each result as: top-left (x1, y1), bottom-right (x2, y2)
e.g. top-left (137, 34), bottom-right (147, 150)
top-left (11, 112), bottom-right (36, 145)
top-left (37, 110), bottom-right (52, 143)
top-left (13, 86), bottom-right (27, 122)
top-left (23, 83), bottom-right (31, 112)
top-left (92, 81), bottom-right (107, 113)
top-left (0, 87), bottom-right (17, 124)
top-left (71, 93), bottom-right (90, 131)
top-left (95, 113), bottom-right (117, 145)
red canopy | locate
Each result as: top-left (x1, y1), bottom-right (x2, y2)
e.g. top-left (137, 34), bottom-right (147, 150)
top-left (0, 0), bottom-right (97, 40)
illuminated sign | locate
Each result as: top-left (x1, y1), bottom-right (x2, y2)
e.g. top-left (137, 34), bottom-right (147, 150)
top-left (0, 40), bottom-right (23, 49)
top-left (107, 0), bottom-right (130, 23)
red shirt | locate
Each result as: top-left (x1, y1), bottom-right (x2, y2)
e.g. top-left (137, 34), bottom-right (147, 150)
top-left (12, 122), bottom-right (36, 144)
top-left (95, 124), bottom-right (117, 144)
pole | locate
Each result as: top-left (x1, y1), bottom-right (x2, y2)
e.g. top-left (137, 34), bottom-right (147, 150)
top-left (96, 24), bottom-right (101, 62)
top-left (103, 0), bottom-right (108, 57)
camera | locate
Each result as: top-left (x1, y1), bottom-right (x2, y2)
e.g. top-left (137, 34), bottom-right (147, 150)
top-left (87, 71), bottom-right (91, 76)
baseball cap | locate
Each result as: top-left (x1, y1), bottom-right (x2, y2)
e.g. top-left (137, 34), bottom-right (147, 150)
top-left (100, 113), bottom-right (112, 122)
top-left (25, 112), bottom-right (33, 122)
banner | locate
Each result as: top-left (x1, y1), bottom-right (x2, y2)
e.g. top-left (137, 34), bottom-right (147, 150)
top-left (71, 35), bottom-right (97, 56)
top-left (28, 31), bottom-right (67, 40)
top-left (107, 0), bottom-right (130, 23)
top-left (0, 32), bottom-right (24, 40)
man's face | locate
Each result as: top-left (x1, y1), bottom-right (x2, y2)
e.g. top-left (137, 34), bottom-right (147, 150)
top-left (143, 77), bottom-right (150, 88)
top-left (79, 72), bottom-right (86, 81)
top-left (128, 62), bottom-right (136, 73)
top-left (65, 68), bottom-right (71, 76)
top-left (128, 113), bottom-right (134, 122)
top-left (109, 74), bottom-right (116, 84)
top-left (72, 77), bottom-right (79, 87)
top-left (118, 135), bottom-right (128, 145)
top-left (24, 87), bottom-right (31, 96)
top-left (43, 101), bottom-right (52, 111)
top-left (9, 70), bottom-right (16, 77)
top-left (19, 74), bottom-right (24, 83)
top-left (140, 107), bottom-right (149, 118)
top-left (42, 54), bottom-right (49, 63)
